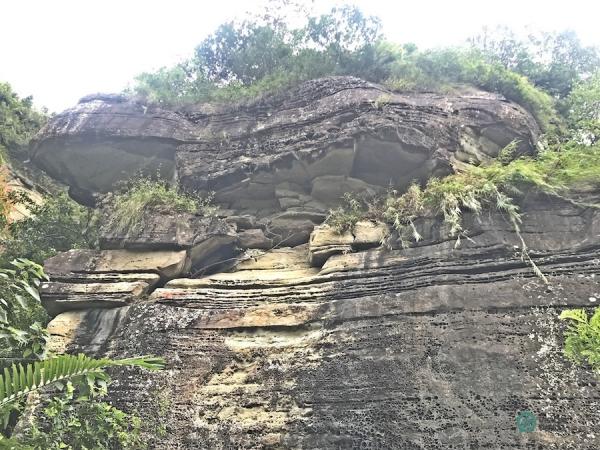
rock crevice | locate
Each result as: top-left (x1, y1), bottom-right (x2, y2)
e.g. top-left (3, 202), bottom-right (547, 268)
top-left (31, 77), bottom-right (600, 449)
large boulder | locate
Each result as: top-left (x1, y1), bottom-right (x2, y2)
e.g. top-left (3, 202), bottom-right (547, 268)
top-left (32, 77), bottom-right (540, 216)
top-left (308, 220), bottom-right (388, 266)
top-left (100, 213), bottom-right (240, 274)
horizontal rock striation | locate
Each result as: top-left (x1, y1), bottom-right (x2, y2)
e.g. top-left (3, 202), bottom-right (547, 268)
top-left (45, 195), bottom-right (600, 449)
top-left (32, 76), bottom-right (600, 449)
top-left (32, 77), bottom-right (539, 217)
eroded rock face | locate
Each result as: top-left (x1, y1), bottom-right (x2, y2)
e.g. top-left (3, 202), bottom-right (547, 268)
top-left (45, 195), bottom-right (600, 449)
top-left (32, 77), bottom-right (539, 217)
top-left (33, 77), bottom-right (600, 449)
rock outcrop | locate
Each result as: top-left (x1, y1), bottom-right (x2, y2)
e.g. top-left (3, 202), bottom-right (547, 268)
top-left (31, 77), bottom-right (600, 449)
top-left (32, 77), bottom-right (539, 216)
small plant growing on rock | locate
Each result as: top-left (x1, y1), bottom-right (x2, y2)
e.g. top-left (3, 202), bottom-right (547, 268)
top-left (372, 94), bottom-right (392, 110)
top-left (106, 176), bottom-right (215, 235)
top-left (328, 140), bottom-right (600, 281)
top-left (559, 307), bottom-right (600, 375)
top-left (325, 193), bottom-right (365, 233)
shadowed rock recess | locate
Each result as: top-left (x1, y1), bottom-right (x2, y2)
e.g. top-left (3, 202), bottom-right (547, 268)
top-left (34, 77), bottom-right (600, 449)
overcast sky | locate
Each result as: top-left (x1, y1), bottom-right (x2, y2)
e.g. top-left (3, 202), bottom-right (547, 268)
top-left (1, 0), bottom-right (599, 112)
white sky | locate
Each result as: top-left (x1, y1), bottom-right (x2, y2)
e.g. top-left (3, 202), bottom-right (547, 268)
top-left (1, 0), bottom-right (599, 112)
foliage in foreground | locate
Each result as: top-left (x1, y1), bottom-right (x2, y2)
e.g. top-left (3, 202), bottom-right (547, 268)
top-left (560, 307), bottom-right (600, 375)
top-left (22, 385), bottom-right (146, 450)
top-left (0, 258), bottom-right (165, 449)
top-left (0, 354), bottom-right (164, 448)
top-left (106, 176), bottom-right (214, 235)
top-left (0, 259), bottom-right (48, 365)
top-left (0, 354), bottom-right (164, 416)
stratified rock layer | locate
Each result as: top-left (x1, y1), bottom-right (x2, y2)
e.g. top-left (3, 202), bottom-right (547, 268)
top-left (32, 77), bottom-right (539, 218)
top-left (47, 195), bottom-right (600, 449)
top-left (33, 76), bottom-right (600, 449)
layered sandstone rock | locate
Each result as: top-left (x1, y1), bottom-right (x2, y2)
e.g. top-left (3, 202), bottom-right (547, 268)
top-left (32, 77), bottom-right (539, 217)
top-left (31, 78), bottom-right (600, 449)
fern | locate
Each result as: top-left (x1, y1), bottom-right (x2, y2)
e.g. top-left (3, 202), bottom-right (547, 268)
top-left (0, 354), bottom-right (164, 410)
top-left (560, 307), bottom-right (600, 374)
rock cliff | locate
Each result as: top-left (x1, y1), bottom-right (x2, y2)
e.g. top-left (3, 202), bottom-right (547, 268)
top-left (33, 77), bottom-right (600, 449)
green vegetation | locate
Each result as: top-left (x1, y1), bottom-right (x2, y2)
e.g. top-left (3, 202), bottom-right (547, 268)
top-left (560, 308), bottom-right (600, 375)
top-left (0, 2), bottom-right (598, 443)
top-left (0, 193), bottom-right (98, 267)
top-left (106, 176), bottom-right (214, 235)
top-left (0, 83), bottom-right (46, 160)
top-left (0, 170), bottom-right (12, 236)
top-left (565, 70), bottom-right (600, 143)
top-left (131, 4), bottom-right (386, 106)
top-left (0, 257), bottom-right (166, 448)
top-left (128, 3), bottom-right (599, 134)
top-left (0, 259), bottom-right (48, 364)
top-left (469, 28), bottom-right (600, 99)
top-left (0, 354), bottom-right (164, 449)
top-left (327, 140), bottom-right (600, 280)
top-left (0, 81), bottom-right (155, 449)
top-left (0, 354), bottom-right (164, 412)
top-left (23, 387), bottom-right (145, 450)
top-left (384, 48), bottom-right (558, 131)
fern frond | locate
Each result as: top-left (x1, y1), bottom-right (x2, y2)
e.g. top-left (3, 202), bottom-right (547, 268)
top-left (0, 354), bottom-right (165, 407)
top-left (559, 309), bottom-right (588, 324)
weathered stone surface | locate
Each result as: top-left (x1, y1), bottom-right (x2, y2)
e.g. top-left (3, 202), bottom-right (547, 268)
top-left (53, 203), bottom-right (600, 448)
top-left (265, 210), bottom-right (326, 247)
top-left (308, 221), bottom-right (388, 266)
top-left (32, 77), bottom-right (539, 216)
top-left (234, 245), bottom-right (310, 271)
top-left (44, 249), bottom-right (189, 280)
top-left (46, 272), bottom-right (161, 286)
top-left (41, 281), bottom-right (150, 316)
top-left (237, 228), bottom-right (273, 250)
top-left (33, 77), bottom-right (600, 449)
top-left (99, 214), bottom-right (240, 274)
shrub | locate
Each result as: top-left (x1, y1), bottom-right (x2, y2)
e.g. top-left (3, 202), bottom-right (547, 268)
top-left (1, 192), bottom-right (99, 266)
top-left (23, 391), bottom-right (146, 450)
top-left (325, 193), bottom-right (366, 233)
top-left (1, 354), bottom-right (165, 448)
top-left (0, 259), bottom-right (48, 365)
top-left (385, 48), bottom-right (559, 132)
top-left (0, 83), bottom-right (46, 160)
top-left (106, 177), bottom-right (214, 235)
top-left (565, 70), bottom-right (600, 144)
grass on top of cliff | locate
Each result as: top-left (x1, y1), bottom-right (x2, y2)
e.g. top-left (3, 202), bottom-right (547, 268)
top-left (327, 141), bottom-right (600, 249)
top-left (106, 177), bottom-right (215, 235)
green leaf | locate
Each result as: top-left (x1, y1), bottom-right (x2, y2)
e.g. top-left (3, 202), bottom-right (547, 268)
top-left (0, 354), bottom-right (165, 412)
top-left (559, 308), bottom-right (588, 323)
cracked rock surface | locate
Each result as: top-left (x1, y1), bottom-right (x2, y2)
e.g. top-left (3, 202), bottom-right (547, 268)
top-left (32, 77), bottom-right (600, 449)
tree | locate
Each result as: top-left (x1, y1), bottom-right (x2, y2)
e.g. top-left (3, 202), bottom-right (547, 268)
top-left (1, 193), bottom-right (99, 266)
top-left (131, 2), bottom-right (388, 105)
top-left (0, 83), bottom-right (46, 160)
top-left (469, 28), bottom-right (600, 99)
top-left (565, 70), bottom-right (600, 144)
